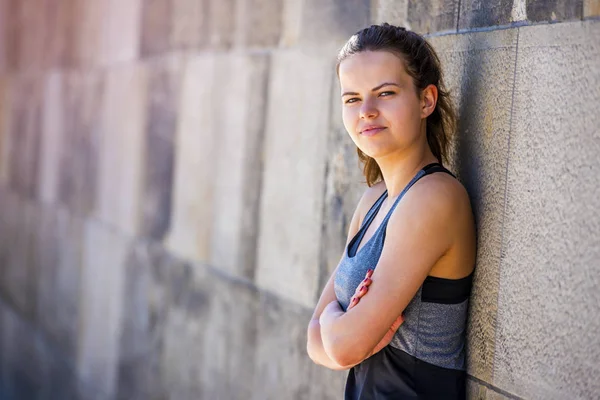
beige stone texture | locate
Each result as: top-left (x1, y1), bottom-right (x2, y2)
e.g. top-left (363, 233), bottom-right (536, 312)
top-left (42, 0), bottom-right (77, 69)
top-left (6, 75), bottom-right (42, 199)
top-left (167, 53), bottom-right (269, 278)
top-left (95, 64), bottom-right (147, 236)
top-left (492, 21), bottom-right (600, 399)
top-left (139, 55), bottom-right (182, 241)
top-left (159, 262), bottom-right (260, 399)
top-left (407, 0), bottom-right (460, 34)
top-left (77, 220), bottom-right (129, 398)
top-left (171, 0), bottom-right (209, 50)
top-left (292, 0), bottom-right (370, 49)
top-left (428, 29), bottom-right (518, 382)
top-left (140, 0), bottom-right (173, 56)
top-left (57, 71), bottom-right (103, 217)
top-left (235, 0), bottom-right (284, 48)
top-left (35, 205), bottom-right (83, 360)
top-left (0, 304), bottom-right (46, 399)
top-left (72, 0), bottom-right (141, 67)
top-left (117, 242), bottom-right (177, 399)
top-left (0, 192), bottom-right (38, 318)
top-left (165, 55), bottom-right (217, 264)
top-left (207, 0), bottom-right (236, 49)
top-left (38, 73), bottom-right (63, 205)
top-left (0, 0), bottom-right (7, 73)
top-left (585, 0), bottom-right (600, 17)
top-left (0, 76), bottom-right (9, 186)
top-left (252, 294), bottom-right (346, 399)
top-left (371, 0), bottom-right (409, 25)
top-left (9, 0), bottom-right (47, 73)
top-left (256, 50), bottom-right (333, 308)
top-left (467, 378), bottom-right (487, 399)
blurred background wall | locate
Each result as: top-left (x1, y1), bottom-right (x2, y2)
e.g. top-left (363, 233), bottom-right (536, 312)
top-left (0, 0), bottom-right (598, 399)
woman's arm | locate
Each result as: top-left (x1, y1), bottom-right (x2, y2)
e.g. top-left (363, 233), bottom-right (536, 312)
top-left (306, 184), bottom-right (386, 369)
top-left (319, 177), bottom-right (466, 367)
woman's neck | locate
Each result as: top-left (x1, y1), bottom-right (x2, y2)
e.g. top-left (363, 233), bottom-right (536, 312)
top-left (376, 142), bottom-right (438, 199)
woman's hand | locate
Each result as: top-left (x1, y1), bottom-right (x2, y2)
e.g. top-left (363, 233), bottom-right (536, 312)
top-left (347, 269), bottom-right (405, 357)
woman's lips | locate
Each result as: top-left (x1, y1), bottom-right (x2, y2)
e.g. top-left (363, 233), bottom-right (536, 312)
top-left (360, 127), bottom-right (386, 137)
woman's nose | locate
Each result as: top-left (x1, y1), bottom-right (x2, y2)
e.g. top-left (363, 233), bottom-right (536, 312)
top-left (359, 100), bottom-right (378, 120)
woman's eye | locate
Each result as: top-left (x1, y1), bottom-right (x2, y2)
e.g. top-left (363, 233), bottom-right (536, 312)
top-left (345, 98), bottom-right (360, 104)
top-left (379, 91), bottom-right (395, 97)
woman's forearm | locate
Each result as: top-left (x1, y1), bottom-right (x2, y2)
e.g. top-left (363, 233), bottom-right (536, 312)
top-left (307, 319), bottom-right (353, 371)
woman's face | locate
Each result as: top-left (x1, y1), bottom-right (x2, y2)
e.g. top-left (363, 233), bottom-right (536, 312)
top-left (338, 50), bottom-right (426, 160)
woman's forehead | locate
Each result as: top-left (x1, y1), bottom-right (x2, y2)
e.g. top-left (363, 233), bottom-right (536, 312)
top-left (338, 51), bottom-right (408, 87)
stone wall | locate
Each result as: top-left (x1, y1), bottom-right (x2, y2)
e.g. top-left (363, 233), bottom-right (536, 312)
top-left (0, 0), bottom-right (598, 399)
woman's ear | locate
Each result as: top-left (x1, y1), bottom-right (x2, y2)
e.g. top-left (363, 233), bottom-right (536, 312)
top-left (421, 84), bottom-right (438, 119)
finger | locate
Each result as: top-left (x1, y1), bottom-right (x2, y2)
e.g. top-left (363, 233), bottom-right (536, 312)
top-left (365, 269), bottom-right (374, 279)
top-left (353, 284), bottom-right (369, 299)
top-left (360, 277), bottom-right (372, 287)
top-left (347, 296), bottom-right (359, 310)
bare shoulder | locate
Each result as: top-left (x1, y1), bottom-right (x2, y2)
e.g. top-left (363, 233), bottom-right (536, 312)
top-left (409, 172), bottom-right (470, 216)
top-left (389, 171), bottom-right (474, 243)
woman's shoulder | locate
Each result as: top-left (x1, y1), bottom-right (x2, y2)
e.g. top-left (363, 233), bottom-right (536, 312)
top-left (391, 171), bottom-right (472, 233)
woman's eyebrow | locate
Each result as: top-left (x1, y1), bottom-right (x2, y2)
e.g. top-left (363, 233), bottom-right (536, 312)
top-left (341, 82), bottom-right (401, 97)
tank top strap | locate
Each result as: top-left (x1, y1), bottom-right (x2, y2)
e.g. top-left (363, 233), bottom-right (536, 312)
top-left (380, 163), bottom-right (453, 227)
top-left (360, 190), bottom-right (388, 229)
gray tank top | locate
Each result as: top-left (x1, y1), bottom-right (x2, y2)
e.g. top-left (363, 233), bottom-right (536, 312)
top-left (334, 163), bottom-right (472, 371)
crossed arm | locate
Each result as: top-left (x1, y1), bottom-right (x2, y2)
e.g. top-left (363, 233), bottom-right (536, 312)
top-left (307, 179), bottom-right (460, 368)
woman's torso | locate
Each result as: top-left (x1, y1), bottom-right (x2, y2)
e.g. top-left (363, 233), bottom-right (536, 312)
top-left (334, 163), bottom-right (474, 399)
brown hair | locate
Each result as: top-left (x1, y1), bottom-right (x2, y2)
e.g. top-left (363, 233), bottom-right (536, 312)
top-left (337, 23), bottom-right (457, 186)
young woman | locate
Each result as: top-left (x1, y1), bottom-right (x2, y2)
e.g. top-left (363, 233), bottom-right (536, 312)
top-left (306, 24), bottom-right (476, 399)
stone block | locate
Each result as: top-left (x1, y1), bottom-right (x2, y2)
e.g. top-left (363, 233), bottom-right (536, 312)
top-left (493, 21), bottom-right (600, 399)
top-left (117, 242), bottom-right (178, 400)
top-left (207, 0), bottom-right (236, 49)
top-left (167, 54), bottom-right (269, 279)
top-left (37, 341), bottom-right (81, 400)
top-left (97, 0), bottom-right (141, 66)
top-left (0, 76), bottom-right (10, 186)
top-left (296, 0), bottom-right (370, 48)
top-left (526, 0), bottom-right (583, 22)
top-left (160, 263), bottom-right (260, 399)
top-left (139, 55), bottom-right (182, 241)
top-left (95, 63), bottom-right (147, 236)
top-left (458, 0), bottom-right (513, 30)
top-left (235, 0), bottom-right (283, 47)
top-left (57, 72), bottom-right (103, 217)
top-left (35, 205), bottom-right (83, 360)
top-left (318, 74), bottom-right (368, 302)
top-left (77, 220), bottom-right (129, 398)
top-left (407, 0), bottom-right (459, 34)
top-left (256, 50), bottom-right (333, 308)
top-left (42, 0), bottom-right (78, 69)
top-left (171, 0), bottom-right (209, 50)
top-left (0, 0), bottom-right (7, 73)
top-left (0, 307), bottom-right (45, 399)
top-left (0, 193), bottom-right (38, 318)
top-left (466, 378), bottom-right (486, 399)
top-left (585, 0), bottom-right (600, 17)
top-left (252, 293), bottom-right (346, 399)
top-left (140, 0), bottom-right (173, 56)
top-left (371, 0), bottom-right (409, 26)
top-left (6, 75), bottom-right (42, 200)
top-left (428, 29), bottom-right (518, 382)
top-left (69, 0), bottom-right (140, 67)
top-left (9, 0), bottom-right (47, 73)
top-left (38, 72), bottom-right (64, 205)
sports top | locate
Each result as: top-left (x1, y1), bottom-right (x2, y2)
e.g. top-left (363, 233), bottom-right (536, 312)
top-left (334, 163), bottom-right (473, 399)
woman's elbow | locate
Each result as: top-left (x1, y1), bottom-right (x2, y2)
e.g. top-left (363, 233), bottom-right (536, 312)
top-left (326, 338), bottom-right (366, 367)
